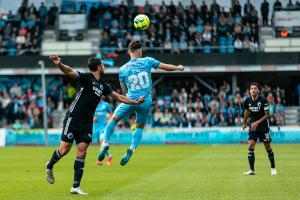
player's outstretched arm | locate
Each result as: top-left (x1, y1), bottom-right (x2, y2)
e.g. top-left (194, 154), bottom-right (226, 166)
top-left (120, 83), bottom-right (128, 95)
top-left (49, 55), bottom-right (78, 79)
top-left (110, 91), bottom-right (144, 104)
top-left (158, 63), bottom-right (184, 71)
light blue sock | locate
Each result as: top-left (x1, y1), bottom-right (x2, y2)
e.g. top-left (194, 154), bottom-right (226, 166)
top-left (103, 120), bottom-right (117, 142)
top-left (105, 150), bottom-right (111, 158)
top-left (130, 128), bottom-right (143, 150)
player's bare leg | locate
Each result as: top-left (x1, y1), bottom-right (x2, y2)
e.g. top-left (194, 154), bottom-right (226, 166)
top-left (71, 142), bottom-right (89, 195)
top-left (46, 141), bottom-right (72, 184)
top-left (244, 140), bottom-right (256, 175)
top-left (120, 123), bottom-right (144, 166)
top-left (264, 142), bottom-right (277, 175)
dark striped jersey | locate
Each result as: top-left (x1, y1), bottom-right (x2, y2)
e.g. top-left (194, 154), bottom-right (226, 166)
top-left (244, 96), bottom-right (270, 131)
top-left (66, 71), bottom-right (112, 124)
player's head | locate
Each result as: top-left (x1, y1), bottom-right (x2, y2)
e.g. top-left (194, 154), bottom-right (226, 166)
top-left (249, 82), bottom-right (260, 98)
top-left (88, 57), bottom-right (105, 76)
top-left (128, 40), bottom-right (142, 58)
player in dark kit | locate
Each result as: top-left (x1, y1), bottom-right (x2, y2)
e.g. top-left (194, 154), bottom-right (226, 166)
top-left (243, 82), bottom-right (277, 176)
top-left (45, 55), bottom-right (144, 195)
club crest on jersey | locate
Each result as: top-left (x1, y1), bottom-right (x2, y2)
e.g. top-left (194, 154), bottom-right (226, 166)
top-left (100, 84), bottom-right (104, 90)
top-left (257, 102), bottom-right (261, 107)
top-left (67, 132), bottom-right (73, 139)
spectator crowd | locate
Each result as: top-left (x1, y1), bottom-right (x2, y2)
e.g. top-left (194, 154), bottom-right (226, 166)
top-left (0, 1), bottom-right (58, 55)
top-left (97, 0), bottom-right (260, 54)
top-left (150, 80), bottom-right (286, 128)
top-left (0, 76), bottom-right (286, 130)
top-left (2, 0), bottom-right (300, 56)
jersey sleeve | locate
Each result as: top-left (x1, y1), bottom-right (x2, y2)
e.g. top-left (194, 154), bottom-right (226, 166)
top-left (263, 99), bottom-right (269, 111)
top-left (102, 82), bottom-right (113, 96)
top-left (243, 98), bottom-right (249, 110)
top-left (119, 67), bottom-right (125, 83)
top-left (145, 57), bottom-right (160, 69)
top-left (76, 71), bottom-right (89, 85)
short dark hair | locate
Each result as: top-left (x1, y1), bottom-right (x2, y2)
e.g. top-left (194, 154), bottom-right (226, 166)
top-left (87, 57), bottom-right (102, 72)
top-left (129, 40), bottom-right (142, 52)
top-left (249, 82), bottom-right (260, 90)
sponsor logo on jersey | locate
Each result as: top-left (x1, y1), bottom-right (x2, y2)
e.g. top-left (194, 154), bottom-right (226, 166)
top-left (93, 86), bottom-right (103, 97)
top-left (248, 100), bottom-right (263, 112)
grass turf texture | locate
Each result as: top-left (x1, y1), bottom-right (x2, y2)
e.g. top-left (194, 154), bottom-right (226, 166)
top-left (0, 144), bottom-right (299, 200)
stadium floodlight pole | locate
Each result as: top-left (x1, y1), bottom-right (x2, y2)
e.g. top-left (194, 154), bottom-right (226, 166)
top-left (38, 60), bottom-right (49, 146)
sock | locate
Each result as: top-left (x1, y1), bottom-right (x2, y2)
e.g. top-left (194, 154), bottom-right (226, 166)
top-left (248, 149), bottom-right (255, 171)
top-left (130, 128), bottom-right (143, 150)
top-left (103, 120), bottom-right (117, 142)
top-left (73, 157), bottom-right (85, 188)
top-left (47, 149), bottom-right (63, 169)
top-left (267, 149), bottom-right (275, 168)
top-left (105, 150), bottom-right (111, 158)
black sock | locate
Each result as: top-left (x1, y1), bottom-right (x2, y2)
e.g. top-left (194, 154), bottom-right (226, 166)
top-left (248, 149), bottom-right (255, 171)
top-left (47, 149), bottom-right (63, 169)
top-left (73, 157), bottom-right (85, 188)
top-left (267, 149), bottom-right (275, 168)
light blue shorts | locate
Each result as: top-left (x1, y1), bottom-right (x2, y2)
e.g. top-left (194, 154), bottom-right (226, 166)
top-left (114, 97), bottom-right (152, 125)
top-left (92, 127), bottom-right (105, 143)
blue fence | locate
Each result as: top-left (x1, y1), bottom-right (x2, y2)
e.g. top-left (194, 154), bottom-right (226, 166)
top-left (1, 127), bottom-right (300, 146)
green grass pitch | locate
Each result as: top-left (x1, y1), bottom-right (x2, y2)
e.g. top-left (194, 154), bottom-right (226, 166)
top-left (0, 144), bottom-right (299, 200)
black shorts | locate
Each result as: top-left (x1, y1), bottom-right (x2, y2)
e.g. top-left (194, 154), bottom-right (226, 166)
top-left (61, 116), bottom-right (92, 144)
top-left (248, 130), bottom-right (271, 143)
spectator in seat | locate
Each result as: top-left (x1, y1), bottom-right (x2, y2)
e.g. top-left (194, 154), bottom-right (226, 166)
top-left (234, 37), bottom-right (243, 52)
top-left (249, 37), bottom-right (259, 52)
top-left (219, 114), bottom-right (227, 126)
top-left (243, 36), bottom-right (250, 51)
top-left (153, 107), bottom-right (162, 127)
top-left (161, 108), bottom-right (171, 126)
top-left (13, 105), bottom-right (26, 123)
top-left (227, 113), bottom-right (235, 126)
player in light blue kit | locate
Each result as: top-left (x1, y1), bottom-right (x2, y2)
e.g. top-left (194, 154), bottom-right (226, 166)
top-left (93, 97), bottom-right (113, 166)
top-left (98, 41), bottom-right (184, 166)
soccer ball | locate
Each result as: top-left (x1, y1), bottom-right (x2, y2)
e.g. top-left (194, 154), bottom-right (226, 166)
top-left (133, 14), bottom-right (150, 31)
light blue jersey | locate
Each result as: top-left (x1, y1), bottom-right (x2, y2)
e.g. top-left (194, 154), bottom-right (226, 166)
top-left (93, 101), bottom-right (112, 142)
top-left (119, 57), bottom-right (160, 100)
top-left (114, 57), bottom-right (160, 125)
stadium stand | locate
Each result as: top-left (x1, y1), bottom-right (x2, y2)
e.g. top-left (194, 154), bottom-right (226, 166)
top-left (0, 76), bottom-right (286, 129)
top-left (0, 0), bottom-right (261, 56)
top-left (0, 0), bottom-right (298, 129)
